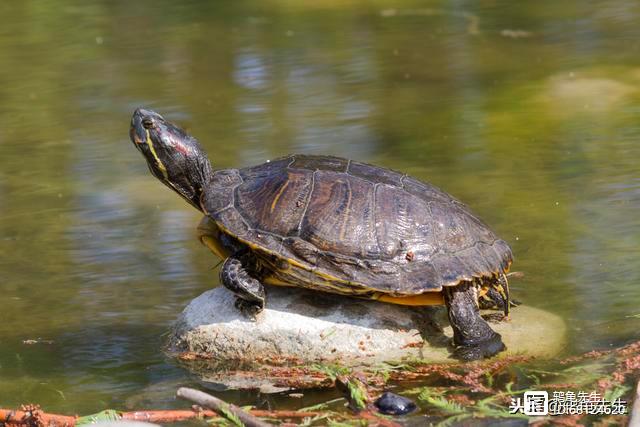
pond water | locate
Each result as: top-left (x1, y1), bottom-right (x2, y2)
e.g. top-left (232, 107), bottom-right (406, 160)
top-left (0, 0), bottom-right (639, 420)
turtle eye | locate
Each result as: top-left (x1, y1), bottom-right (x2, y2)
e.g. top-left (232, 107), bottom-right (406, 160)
top-left (142, 117), bottom-right (154, 129)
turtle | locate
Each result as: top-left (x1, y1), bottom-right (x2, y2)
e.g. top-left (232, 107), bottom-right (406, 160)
top-left (129, 108), bottom-right (514, 361)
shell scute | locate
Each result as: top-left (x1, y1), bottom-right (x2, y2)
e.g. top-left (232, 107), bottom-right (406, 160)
top-left (206, 155), bottom-right (512, 295)
top-left (348, 161), bottom-right (403, 187)
top-left (290, 155), bottom-right (349, 172)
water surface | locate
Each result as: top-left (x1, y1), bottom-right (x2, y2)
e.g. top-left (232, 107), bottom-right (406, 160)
top-left (0, 0), bottom-right (639, 418)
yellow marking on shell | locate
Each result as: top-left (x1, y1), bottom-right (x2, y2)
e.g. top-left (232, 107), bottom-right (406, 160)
top-left (263, 276), bottom-right (296, 287)
top-left (264, 260), bottom-right (372, 294)
top-left (209, 219), bottom-right (514, 295)
top-left (270, 179), bottom-right (291, 213)
top-left (378, 292), bottom-right (445, 306)
top-left (197, 217), bottom-right (361, 293)
top-left (215, 221), bottom-right (353, 285)
top-left (200, 235), bottom-right (230, 259)
top-left (145, 129), bottom-right (169, 180)
top-left (197, 218), bottom-right (230, 259)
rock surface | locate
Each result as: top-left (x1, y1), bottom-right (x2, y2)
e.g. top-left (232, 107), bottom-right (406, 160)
top-left (170, 286), bottom-right (566, 366)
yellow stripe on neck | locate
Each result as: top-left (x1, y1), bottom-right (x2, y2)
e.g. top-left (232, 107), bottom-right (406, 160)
top-left (145, 129), bottom-right (169, 180)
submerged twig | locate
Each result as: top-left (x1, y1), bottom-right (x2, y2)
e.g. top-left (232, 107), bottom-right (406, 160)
top-left (177, 387), bottom-right (270, 427)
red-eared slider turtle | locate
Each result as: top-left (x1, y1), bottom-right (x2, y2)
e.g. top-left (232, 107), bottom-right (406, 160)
top-left (130, 108), bottom-right (514, 361)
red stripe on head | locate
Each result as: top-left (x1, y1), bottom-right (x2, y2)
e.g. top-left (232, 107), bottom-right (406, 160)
top-left (173, 140), bottom-right (190, 155)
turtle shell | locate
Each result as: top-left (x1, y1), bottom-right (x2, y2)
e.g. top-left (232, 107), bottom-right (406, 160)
top-left (201, 155), bottom-right (512, 296)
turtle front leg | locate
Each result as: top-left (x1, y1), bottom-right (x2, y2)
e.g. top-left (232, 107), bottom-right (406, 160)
top-left (444, 282), bottom-right (506, 361)
top-left (220, 255), bottom-right (265, 319)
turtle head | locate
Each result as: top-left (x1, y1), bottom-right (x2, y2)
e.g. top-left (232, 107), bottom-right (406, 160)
top-left (130, 108), bottom-right (213, 211)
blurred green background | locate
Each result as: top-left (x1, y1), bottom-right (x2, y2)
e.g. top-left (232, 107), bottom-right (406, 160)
top-left (0, 0), bottom-right (638, 417)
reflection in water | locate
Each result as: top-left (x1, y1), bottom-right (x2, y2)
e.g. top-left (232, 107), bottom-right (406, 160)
top-left (234, 48), bottom-right (271, 91)
top-left (445, 5), bottom-right (489, 165)
top-left (282, 37), bottom-right (379, 158)
top-left (571, 173), bottom-right (640, 350)
top-left (0, 0), bottom-right (639, 415)
top-left (234, 46), bottom-right (275, 164)
top-left (233, 27), bottom-right (379, 163)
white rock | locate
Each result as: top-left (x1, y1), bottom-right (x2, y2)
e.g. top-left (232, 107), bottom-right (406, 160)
top-left (170, 286), bottom-right (565, 366)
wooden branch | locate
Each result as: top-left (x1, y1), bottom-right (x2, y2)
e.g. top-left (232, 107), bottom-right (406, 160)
top-left (177, 387), bottom-right (270, 427)
top-left (0, 407), bottom-right (323, 427)
top-left (121, 409), bottom-right (319, 423)
top-left (0, 407), bottom-right (76, 427)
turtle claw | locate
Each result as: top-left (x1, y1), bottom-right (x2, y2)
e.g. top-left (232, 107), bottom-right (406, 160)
top-left (482, 312), bottom-right (507, 323)
top-left (234, 298), bottom-right (264, 320)
top-left (453, 333), bottom-right (505, 361)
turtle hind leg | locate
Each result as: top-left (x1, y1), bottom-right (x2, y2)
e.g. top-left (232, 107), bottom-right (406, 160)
top-left (220, 254), bottom-right (265, 319)
top-left (444, 282), bottom-right (506, 361)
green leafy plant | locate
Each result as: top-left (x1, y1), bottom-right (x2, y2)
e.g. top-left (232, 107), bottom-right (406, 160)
top-left (76, 410), bottom-right (121, 426)
top-left (217, 403), bottom-right (243, 427)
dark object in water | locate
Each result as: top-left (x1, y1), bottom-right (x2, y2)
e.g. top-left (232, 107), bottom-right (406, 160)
top-left (374, 392), bottom-right (417, 415)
